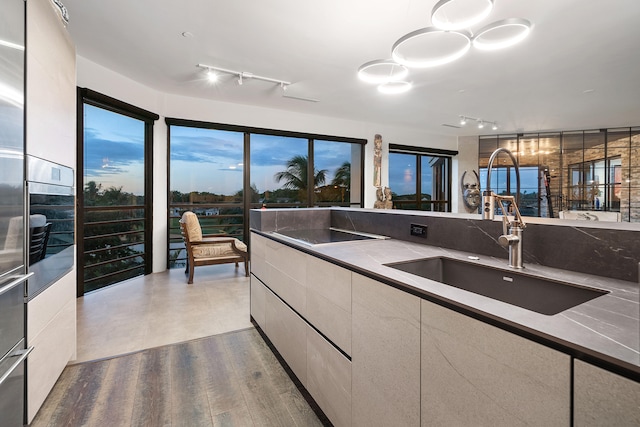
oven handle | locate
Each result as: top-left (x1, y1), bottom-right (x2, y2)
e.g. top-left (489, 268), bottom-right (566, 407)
top-left (0, 273), bottom-right (33, 297)
top-left (0, 346), bottom-right (34, 387)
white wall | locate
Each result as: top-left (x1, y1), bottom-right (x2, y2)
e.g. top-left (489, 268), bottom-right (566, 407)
top-left (76, 56), bottom-right (459, 271)
top-left (454, 136), bottom-right (480, 213)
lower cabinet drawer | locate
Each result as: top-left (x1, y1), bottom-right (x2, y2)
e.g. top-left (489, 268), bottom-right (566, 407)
top-left (307, 325), bottom-right (351, 427)
top-left (254, 278), bottom-right (352, 427)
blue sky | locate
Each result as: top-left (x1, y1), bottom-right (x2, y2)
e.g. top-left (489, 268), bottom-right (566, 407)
top-left (83, 107), bottom-right (354, 196)
top-left (84, 105), bottom-right (145, 194)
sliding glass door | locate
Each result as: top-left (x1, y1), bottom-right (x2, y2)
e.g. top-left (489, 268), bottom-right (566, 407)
top-left (77, 89), bottom-right (158, 295)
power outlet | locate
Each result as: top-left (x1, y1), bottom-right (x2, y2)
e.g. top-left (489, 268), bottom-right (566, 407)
top-left (410, 223), bottom-right (428, 238)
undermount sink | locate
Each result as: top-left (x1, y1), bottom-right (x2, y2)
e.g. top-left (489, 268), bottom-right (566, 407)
top-left (385, 257), bottom-right (608, 315)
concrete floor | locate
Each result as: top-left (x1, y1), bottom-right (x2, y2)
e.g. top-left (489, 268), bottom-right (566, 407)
top-left (74, 263), bottom-right (251, 363)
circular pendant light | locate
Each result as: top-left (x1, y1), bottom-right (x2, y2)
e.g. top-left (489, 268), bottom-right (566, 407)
top-left (431, 0), bottom-right (494, 31)
top-left (377, 81), bottom-right (412, 94)
top-left (392, 27), bottom-right (471, 68)
top-left (473, 18), bottom-right (532, 50)
top-left (357, 59), bottom-right (409, 84)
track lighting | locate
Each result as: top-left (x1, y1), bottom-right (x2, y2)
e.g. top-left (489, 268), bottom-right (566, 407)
top-left (458, 115), bottom-right (497, 131)
top-left (197, 64), bottom-right (290, 89)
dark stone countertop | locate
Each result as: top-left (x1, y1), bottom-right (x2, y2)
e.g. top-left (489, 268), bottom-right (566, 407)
top-left (253, 230), bottom-right (640, 380)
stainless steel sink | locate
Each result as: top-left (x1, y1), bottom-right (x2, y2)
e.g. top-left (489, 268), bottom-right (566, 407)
top-left (385, 257), bottom-right (608, 315)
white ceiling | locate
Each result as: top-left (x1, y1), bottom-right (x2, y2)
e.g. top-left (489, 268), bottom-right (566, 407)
top-left (61, 0), bottom-right (640, 137)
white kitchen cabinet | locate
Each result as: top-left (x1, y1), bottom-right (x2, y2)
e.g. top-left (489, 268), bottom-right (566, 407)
top-left (252, 234), bottom-right (307, 316)
top-left (251, 235), bottom-right (351, 426)
top-left (573, 359), bottom-right (640, 426)
top-left (352, 273), bottom-right (421, 427)
top-left (249, 275), bottom-right (266, 329)
top-left (305, 255), bottom-right (352, 355)
top-left (421, 299), bottom-right (571, 426)
top-left (263, 282), bottom-right (308, 386)
top-left (307, 324), bottom-right (351, 427)
top-left (26, 270), bottom-right (76, 423)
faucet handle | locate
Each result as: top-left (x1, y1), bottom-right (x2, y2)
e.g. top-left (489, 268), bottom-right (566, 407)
top-left (502, 215), bottom-right (509, 236)
top-left (498, 234), bottom-right (520, 247)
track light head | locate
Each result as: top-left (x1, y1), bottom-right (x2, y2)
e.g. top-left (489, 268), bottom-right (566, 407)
top-left (478, 121), bottom-right (484, 129)
top-left (459, 116), bottom-right (467, 126)
top-left (207, 69), bottom-right (218, 82)
top-left (492, 123), bottom-right (498, 130)
top-left (237, 74), bottom-right (243, 85)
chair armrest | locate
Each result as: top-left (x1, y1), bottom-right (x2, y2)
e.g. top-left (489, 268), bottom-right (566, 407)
top-left (191, 237), bottom-right (237, 245)
top-left (202, 233), bottom-right (230, 238)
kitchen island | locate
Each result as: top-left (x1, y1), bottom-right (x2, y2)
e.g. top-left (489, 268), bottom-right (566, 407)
top-left (249, 208), bottom-right (639, 427)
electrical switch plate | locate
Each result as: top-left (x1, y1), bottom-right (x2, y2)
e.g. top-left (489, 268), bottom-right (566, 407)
top-left (410, 223), bottom-right (428, 238)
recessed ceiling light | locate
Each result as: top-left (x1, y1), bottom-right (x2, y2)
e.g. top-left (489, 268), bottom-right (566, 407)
top-left (583, 89), bottom-right (595, 94)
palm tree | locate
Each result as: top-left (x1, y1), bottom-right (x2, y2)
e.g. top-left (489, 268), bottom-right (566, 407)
top-left (331, 161), bottom-right (350, 188)
top-left (274, 155), bottom-right (327, 192)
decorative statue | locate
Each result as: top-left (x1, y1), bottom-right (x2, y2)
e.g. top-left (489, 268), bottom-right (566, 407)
top-left (373, 186), bottom-right (393, 209)
top-left (373, 134), bottom-right (382, 188)
top-left (383, 187), bottom-right (393, 209)
top-left (373, 187), bottom-right (385, 209)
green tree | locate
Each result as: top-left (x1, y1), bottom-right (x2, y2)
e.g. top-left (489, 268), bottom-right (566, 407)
top-left (331, 161), bottom-right (351, 188)
top-left (274, 155), bottom-right (327, 192)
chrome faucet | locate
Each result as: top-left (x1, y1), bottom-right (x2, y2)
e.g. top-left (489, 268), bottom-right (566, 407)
top-left (482, 148), bottom-right (527, 269)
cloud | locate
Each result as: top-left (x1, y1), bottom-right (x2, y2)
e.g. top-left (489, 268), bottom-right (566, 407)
top-left (84, 127), bottom-right (144, 177)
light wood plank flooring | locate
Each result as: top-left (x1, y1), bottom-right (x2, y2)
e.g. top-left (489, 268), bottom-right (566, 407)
top-left (31, 265), bottom-right (329, 426)
top-left (30, 328), bottom-right (328, 426)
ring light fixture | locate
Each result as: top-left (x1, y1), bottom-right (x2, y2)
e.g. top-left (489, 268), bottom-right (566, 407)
top-left (391, 27), bottom-right (472, 68)
top-left (357, 2), bottom-right (531, 95)
top-left (357, 59), bottom-right (409, 84)
top-left (431, 0), bottom-right (494, 31)
top-left (473, 18), bottom-right (532, 51)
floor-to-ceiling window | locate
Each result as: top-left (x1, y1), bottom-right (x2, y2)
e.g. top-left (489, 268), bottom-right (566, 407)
top-left (77, 89), bottom-right (158, 296)
top-left (168, 126), bottom-right (245, 269)
top-left (389, 145), bottom-right (454, 211)
top-left (167, 119), bottom-right (365, 269)
top-left (251, 134), bottom-right (309, 207)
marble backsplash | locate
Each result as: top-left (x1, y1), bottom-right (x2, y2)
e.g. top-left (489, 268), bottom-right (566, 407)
top-left (250, 208), bottom-right (640, 284)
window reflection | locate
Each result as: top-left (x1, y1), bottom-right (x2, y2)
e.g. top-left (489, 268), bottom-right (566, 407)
top-left (479, 128), bottom-right (640, 222)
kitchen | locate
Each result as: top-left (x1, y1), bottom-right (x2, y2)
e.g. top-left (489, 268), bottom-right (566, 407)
top-left (1, 0), bottom-right (640, 426)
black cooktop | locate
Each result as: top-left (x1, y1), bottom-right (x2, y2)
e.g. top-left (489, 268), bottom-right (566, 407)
top-left (275, 228), bottom-right (375, 245)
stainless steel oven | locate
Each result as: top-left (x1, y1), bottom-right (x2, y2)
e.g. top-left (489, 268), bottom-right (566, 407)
top-left (26, 155), bottom-right (75, 300)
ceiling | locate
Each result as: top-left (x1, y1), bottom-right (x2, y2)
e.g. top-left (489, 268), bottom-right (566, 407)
top-left (61, 0), bottom-right (640, 137)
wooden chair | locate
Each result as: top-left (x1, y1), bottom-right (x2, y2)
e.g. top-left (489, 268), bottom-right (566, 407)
top-left (179, 211), bottom-right (248, 284)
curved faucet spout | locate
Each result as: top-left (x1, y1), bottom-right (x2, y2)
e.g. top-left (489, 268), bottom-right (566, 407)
top-left (482, 147), bottom-right (526, 269)
top-left (483, 147), bottom-right (521, 220)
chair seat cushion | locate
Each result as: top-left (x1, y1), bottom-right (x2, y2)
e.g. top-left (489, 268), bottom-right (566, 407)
top-left (192, 239), bottom-right (247, 259)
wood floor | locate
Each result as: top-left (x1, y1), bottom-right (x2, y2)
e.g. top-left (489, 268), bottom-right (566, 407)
top-left (30, 327), bottom-right (330, 427)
